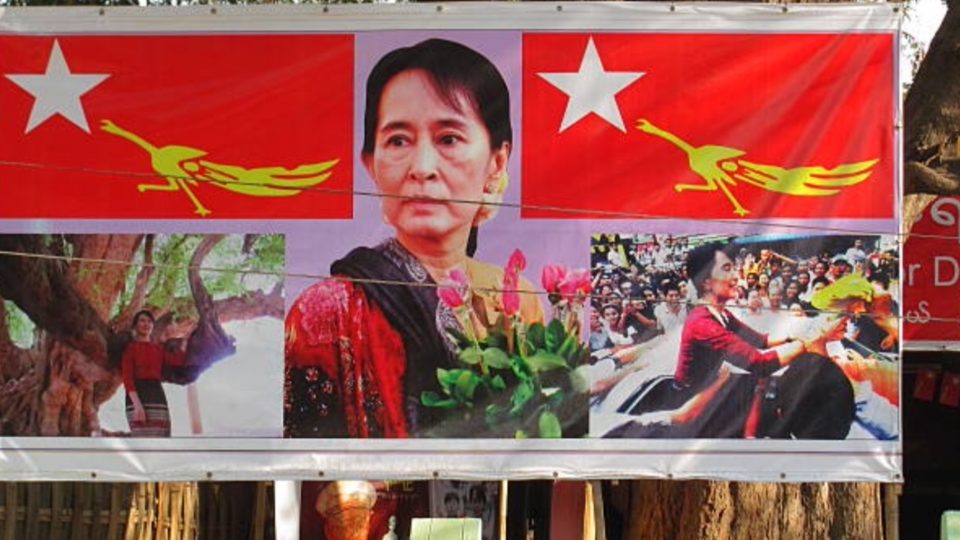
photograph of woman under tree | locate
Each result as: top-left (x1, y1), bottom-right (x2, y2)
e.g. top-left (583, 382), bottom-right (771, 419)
top-left (0, 233), bottom-right (284, 437)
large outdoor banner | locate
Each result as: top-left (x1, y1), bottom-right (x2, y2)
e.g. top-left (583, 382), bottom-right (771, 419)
top-left (0, 3), bottom-right (900, 482)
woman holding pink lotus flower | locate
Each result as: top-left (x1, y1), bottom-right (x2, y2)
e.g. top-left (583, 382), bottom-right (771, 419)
top-left (284, 39), bottom-right (542, 438)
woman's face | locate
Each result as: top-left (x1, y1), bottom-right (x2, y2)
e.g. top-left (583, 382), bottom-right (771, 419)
top-left (364, 69), bottom-right (510, 244)
top-left (705, 250), bottom-right (738, 302)
top-left (134, 314), bottom-right (154, 339)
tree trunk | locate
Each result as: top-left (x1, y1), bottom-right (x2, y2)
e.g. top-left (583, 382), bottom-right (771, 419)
top-left (619, 481), bottom-right (882, 539)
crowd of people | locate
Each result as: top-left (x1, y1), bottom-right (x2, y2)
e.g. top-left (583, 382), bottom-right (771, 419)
top-left (589, 234), bottom-right (900, 355)
top-left (589, 234), bottom-right (900, 440)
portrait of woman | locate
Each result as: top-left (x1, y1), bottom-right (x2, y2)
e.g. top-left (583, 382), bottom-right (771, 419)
top-left (121, 310), bottom-right (186, 437)
top-left (284, 38), bottom-right (542, 438)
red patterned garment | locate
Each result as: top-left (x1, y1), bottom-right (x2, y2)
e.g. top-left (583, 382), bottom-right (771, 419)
top-left (285, 280), bottom-right (410, 438)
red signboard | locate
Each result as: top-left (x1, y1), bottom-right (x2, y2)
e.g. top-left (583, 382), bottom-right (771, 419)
top-left (904, 197), bottom-right (960, 347)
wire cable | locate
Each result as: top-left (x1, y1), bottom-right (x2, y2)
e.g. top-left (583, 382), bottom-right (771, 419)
top-left (0, 245), bottom-right (946, 325)
top-left (0, 158), bottom-right (954, 242)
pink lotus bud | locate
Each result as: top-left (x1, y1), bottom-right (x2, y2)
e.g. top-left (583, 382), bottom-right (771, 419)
top-left (501, 250), bottom-right (526, 316)
top-left (437, 269), bottom-right (469, 309)
top-left (541, 264), bottom-right (568, 294)
top-left (506, 249), bottom-right (526, 274)
top-left (502, 289), bottom-right (520, 316)
top-left (559, 269), bottom-right (592, 299)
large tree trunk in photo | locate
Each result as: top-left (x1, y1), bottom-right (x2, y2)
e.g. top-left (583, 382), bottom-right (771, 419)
top-left (0, 235), bottom-right (127, 435)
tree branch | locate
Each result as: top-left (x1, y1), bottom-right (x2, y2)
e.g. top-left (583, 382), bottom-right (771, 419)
top-left (111, 234), bottom-right (156, 332)
top-left (0, 236), bottom-right (109, 368)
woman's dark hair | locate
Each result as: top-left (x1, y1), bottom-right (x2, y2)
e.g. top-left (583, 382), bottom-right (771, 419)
top-left (601, 303), bottom-right (622, 316)
top-left (686, 242), bottom-right (735, 294)
top-left (362, 38), bottom-right (512, 156)
top-left (868, 271), bottom-right (891, 290)
top-left (131, 310), bottom-right (155, 328)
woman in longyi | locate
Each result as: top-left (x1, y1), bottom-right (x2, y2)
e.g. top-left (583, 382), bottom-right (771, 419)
top-left (121, 310), bottom-right (186, 437)
top-left (284, 39), bottom-right (542, 438)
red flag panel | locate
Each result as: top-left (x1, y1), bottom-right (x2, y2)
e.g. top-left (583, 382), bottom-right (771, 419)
top-left (522, 33), bottom-right (895, 220)
top-left (0, 35), bottom-right (353, 219)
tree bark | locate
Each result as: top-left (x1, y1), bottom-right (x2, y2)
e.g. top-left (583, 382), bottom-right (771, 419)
top-left (904, 0), bottom-right (960, 197)
top-left (622, 481), bottom-right (882, 539)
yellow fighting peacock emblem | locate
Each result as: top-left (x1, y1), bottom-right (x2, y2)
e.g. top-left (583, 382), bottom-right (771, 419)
top-left (635, 118), bottom-right (878, 216)
top-left (101, 119), bottom-right (338, 216)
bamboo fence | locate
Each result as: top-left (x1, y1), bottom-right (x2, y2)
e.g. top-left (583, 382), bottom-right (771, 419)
top-left (0, 481), bottom-right (273, 540)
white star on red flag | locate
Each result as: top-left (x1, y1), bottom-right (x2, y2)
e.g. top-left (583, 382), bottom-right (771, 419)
top-left (6, 40), bottom-right (110, 134)
top-left (538, 37), bottom-right (644, 133)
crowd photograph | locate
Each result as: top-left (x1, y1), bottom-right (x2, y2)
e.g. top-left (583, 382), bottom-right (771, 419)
top-left (588, 233), bottom-right (900, 441)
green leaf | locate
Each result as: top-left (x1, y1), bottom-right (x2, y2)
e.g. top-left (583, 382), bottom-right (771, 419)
top-left (545, 319), bottom-right (566, 352)
top-left (454, 370), bottom-right (482, 401)
top-left (556, 334), bottom-right (578, 361)
top-left (482, 347), bottom-right (511, 369)
top-left (538, 410), bottom-right (562, 438)
top-left (526, 323), bottom-right (546, 350)
top-left (459, 347), bottom-right (484, 365)
top-left (420, 391), bottom-right (460, 409)
top-left (436, 368), bottom-right (456, 394)
top-left (482, 333), bottom-right (507, 349)
top-left (509, 379), bottom-right (535, 416)
top-left (490, 375), bottom-right (507, 392)
top-left (511, 355), bottom-right (533, 380)
top-left (515, 430), bottom-right (529, 440)
top-left (526, 350), bottom-right (568, 373)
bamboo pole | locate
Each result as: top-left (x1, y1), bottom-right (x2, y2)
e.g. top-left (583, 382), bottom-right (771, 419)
top-left (90, 484), bottom-right (105, 540)
top-left (106, 484), bottom-right (123, 540)
top-left (183, 483), bottom-right (197, 540)
top-left (50, 483), bottom-right (64, 540)
top-left (884, 484), bottom-right (901, 540)
top-left (4, 483), bottom-right (19, 540)
top-left (24, 483), bottom-right (38, 540)
top-left (218, 484), bottom-right (229, 540)
top-left (169, 484), bottom-right (183, 540)
top-left (157, 484), bottom-right (170, 540)
top-left (127, 484), bottom-right (145, 540)
top-left (144, 483), bottom-right (156, 540)
top-left (251, 482), bottom-right (267, 540)
top-left (69, 483), bottom-right (89, 540)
